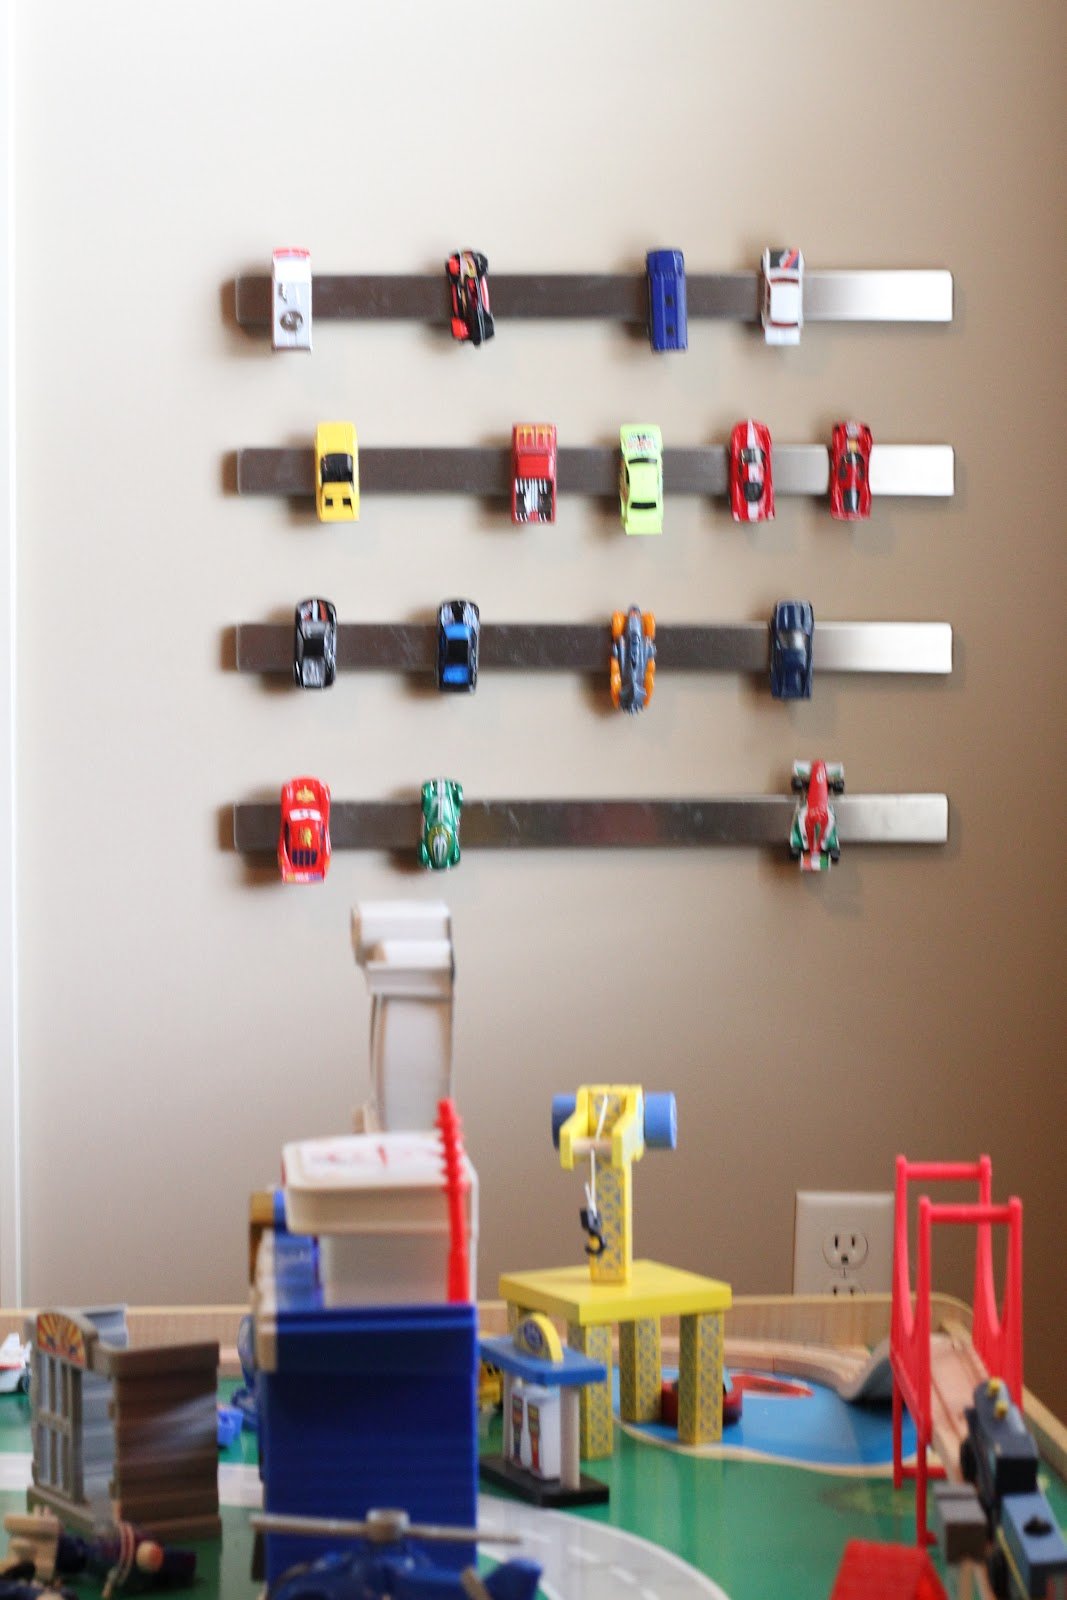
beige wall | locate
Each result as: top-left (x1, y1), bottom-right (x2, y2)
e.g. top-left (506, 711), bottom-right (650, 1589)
top-left (10, 3), bottom-right (1066, 1415)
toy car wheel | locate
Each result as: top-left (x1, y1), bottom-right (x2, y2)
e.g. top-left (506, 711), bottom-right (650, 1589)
top-left (791, 775), bottom-right (806, 793)
top-left (643, 661), bottom-right (655, 701)
top-left (611, 611), bottom-right (626, 640)
top-left (959, 1435), bottom-right (977, 1483)
top-left (642, 613), bottom-right (656, 640)
top-left (830, 848), bottom-right (841, 863)
top-left (789, 845), bottom-right (801, 859)
top-left (610, 660), bottom-right (622, 708)
top-left (986, 1546), bottom-right (1010, 1600)
top-left (829, 776), bottom-right (846, 795)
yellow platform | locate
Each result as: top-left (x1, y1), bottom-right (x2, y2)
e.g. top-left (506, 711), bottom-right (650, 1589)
top-left (500, 1260), bottom-right (732, 1456)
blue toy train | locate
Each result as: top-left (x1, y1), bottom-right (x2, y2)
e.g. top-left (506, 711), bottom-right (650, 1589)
top-left (960, 1377), bottom-right (1067, 1599)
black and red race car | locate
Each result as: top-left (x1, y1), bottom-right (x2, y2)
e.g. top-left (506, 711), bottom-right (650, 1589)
top-left (447, 250), bottom-right (494, 345)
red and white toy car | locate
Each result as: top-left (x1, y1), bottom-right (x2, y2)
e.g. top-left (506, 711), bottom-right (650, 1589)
top-left (829, 421), bottom-right (873, 520)
top-left (730, 419), bottom-right (775, 522)
top-left (278, 777), bottom-right (331, 883)
top-left (511, 423), bottom-right (557, 523)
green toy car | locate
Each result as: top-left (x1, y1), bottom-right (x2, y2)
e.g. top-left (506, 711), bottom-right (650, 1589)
top-left (619, 423), bottom-right (664, 535)
top-left (418, 778), bottom-right (464, 870)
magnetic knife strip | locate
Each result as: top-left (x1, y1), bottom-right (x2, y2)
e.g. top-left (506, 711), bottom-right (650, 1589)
top-left (232, 795), bottom-right (949, 854)
top-left (235, 622), bottom-right (953, 677)
top-left (235, 270), bottom-right (953, 328)
top-left (236, 444), bottom-right (954, 499)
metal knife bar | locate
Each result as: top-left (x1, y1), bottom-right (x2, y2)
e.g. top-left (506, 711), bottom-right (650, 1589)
top-left (235, 444), bottom-right (954, 499)
top-left (235, 622), bottom-right (952, 677)
top-left (233, 795), bottom-right (949, 854)
top-left (235, 270), bottom-right (952, 328)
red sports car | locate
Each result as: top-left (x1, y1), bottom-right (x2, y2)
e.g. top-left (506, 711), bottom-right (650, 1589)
top-left (278, 777), bottom-right (331, 883)
top-left (730, 419), bottom-right (774, 522)
top-left (830, 421), bottom-right (873, 520)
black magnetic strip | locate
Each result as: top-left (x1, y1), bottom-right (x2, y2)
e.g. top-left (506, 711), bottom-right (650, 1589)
top-left (235, 623), bottom-right (767, 675)
top-left (234, 272), bottom-right (760, 329)
top-left (235, 447), bottom-right (729, 497)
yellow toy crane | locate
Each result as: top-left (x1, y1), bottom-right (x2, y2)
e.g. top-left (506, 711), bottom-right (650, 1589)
top-left (552, 1085), bottom-right (677, 1285)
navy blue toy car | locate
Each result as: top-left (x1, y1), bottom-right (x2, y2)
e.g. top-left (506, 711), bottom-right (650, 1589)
top-left (294, 598), bottom-right (338, 690)
top-left (436, 600), bottom-right (480, 692)
top-left (770, 600), bottom-right (814, 700)
top-left (254, 1508), bottom-right (541, 1600)
top-left (646, 249), bottom-right (687, 351)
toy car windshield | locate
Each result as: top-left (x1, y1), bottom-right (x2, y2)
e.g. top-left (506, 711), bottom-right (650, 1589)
top-left (777, 628), bottom-right (808, 652)
top-left (321, 453), bottom-right (354, 482)
top-left (441, 631), bottom-right (470, 671)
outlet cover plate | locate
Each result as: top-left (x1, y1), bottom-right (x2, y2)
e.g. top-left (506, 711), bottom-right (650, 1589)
top-left (793, 1190), bottom-right (894, 1295)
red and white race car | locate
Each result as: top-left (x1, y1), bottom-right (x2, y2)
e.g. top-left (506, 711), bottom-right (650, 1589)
top-left (278, 777), bottom-right (331, 883)
top-left (730, 419), bottom-right (775, 522)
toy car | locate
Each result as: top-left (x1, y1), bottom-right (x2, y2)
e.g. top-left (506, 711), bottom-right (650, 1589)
top-left (418, 778), bottom-right (463, 870)
top-left (315, 422), bottom-right (358, 522)
top-left (278, 778), bottom-right (331, 883)
top-left (789, 760), bottom-right (844, 872)
top-left (761, 247), bottom-right (804, 345)
top-left (730, 420), bottom-right (774, 522)
top-left (511, 423), bottom-right (557, 523)
top-left (271, 247), bottom-right (312, 352)
top-left (830, 421), bottom-right (873, 520)
top-left (619, 424), bottom-right (664, 534)
top-left (770, 601), bottom-right (815, 700)
top-left (255, 1508), bottom-right (540, 1600)
top-left (646, 249), bottom-right (687, 351)
top-left (447, 250), bottom-right (494, 345)
top-left (610, 607), bottom-right (656, 714)
top-left (436, 600), bottom-right (480, 692)
top-left (293, 598), bottom-right (338, 690)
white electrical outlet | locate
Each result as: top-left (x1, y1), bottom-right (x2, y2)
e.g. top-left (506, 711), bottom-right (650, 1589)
top-left (793, 1191), bottom-right (894, 1295)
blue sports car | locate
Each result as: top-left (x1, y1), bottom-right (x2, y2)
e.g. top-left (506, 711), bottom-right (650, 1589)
top-left (770, 600), bottom-right (814, 700)
top-left (436, 600), bottom-right (480, 692)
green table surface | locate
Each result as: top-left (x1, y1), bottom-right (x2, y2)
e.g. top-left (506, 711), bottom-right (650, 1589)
top-left (2, 1381), bottom-right (1065, 1599)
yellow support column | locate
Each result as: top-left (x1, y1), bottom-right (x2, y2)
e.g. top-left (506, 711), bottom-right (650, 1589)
top-left (678, 1310), bottom-right (724, 1445)
top-left (567, 1321), bottom-right (613, 1459)
top-left (619, 1317), bottom-right (661, 1422)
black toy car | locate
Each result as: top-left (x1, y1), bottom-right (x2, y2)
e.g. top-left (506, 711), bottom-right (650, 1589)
top-left (294, 598), bottom-right (338, 689)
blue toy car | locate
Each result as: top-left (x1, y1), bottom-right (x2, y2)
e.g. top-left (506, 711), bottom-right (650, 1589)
top-left (255, 1509), bottom-right (541, 1600)
top-left (436, 600), bottom-right (480, 692)
top-left (770, 601), bottom-right (814, 700)
top-left (646, 250), bottom-right (687, 351)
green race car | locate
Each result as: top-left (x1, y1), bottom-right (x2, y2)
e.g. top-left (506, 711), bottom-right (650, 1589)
top-left (418, 777), bottom-right (464, 870)
top-left (619, 423), bottom-right (664, 535)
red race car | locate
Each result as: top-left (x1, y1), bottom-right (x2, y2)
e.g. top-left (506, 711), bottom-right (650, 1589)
top-left (278, 777), bottom-right (331, 883)
top-left (730, 419), bottom-right (774, 522)
top-left (830, 421), bottom-right (873, 520)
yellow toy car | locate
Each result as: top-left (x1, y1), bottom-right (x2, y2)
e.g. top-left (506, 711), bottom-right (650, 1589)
top-left (315, 421), bottom-right (359, 522)
top-left (618, 424), bottom-right (663, 535)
